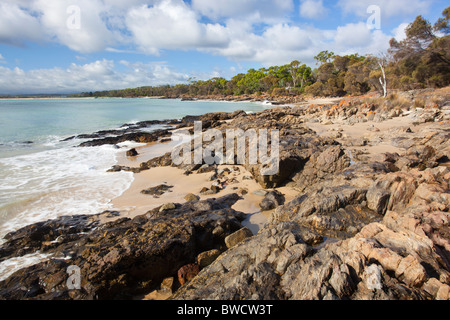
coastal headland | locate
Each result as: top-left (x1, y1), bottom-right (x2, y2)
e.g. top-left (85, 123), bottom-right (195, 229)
top-left (0, 87), bottom-right (449, 300)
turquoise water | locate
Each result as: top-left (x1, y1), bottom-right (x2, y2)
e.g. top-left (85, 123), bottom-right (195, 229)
top-left (0, 98), bottom-right (269, 279)
top-left (0, 98), bottom-right (265, 158)
top-left (0, 98), bottom-right (267, 240)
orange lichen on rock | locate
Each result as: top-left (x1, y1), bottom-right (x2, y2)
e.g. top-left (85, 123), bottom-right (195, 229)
top-left (339, 100), bottom-right (348, 107)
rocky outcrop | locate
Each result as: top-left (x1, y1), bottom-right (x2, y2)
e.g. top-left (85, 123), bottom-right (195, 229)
top-left (174, 209), bottom-right (449, 300)
top-left (79, 129), bottom-right (171, 147)
top-left (172, 95), bottom-right (449, 300)
top-left (292, 145), bottom-right (351, 192)
top-left (173, 160), bottom-right (449, 300)
top-left (0, 194), bottom-right (246, 300)
top-left (270, 185), bottom-right (377, 239)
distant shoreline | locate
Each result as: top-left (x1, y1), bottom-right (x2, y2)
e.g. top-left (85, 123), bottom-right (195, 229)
top-left (0, 96), bottom-right (167, 100)
top-left (0, 94), bottom-right (347, 110)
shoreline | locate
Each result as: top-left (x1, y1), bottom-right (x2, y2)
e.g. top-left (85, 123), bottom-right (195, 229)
top-left (0, 93), bottom-right (321, 106)
top-left (107, 94), bottom-right (426, 235)
top-left (110, 133), bottom-right (299, 235)
top-left (0, 87), bottom-right (449, 300)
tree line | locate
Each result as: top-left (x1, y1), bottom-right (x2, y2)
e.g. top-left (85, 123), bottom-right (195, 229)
top-left (71, 7), bottom-right (449, 99)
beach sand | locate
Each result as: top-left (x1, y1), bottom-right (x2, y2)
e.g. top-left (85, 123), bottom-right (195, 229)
top-left (111, 140), bottom-right (298, 234)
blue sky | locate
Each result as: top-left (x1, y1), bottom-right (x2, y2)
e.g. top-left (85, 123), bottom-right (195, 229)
top-left (0, 0), bottom-right (447, 94)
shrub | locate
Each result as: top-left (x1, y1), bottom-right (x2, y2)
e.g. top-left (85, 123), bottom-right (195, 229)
top-left (304, 82), bottom-right (324, 97)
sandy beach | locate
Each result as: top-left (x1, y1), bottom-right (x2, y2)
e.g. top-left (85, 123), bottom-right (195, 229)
top-left (111, 139), bottom-right (299, 234)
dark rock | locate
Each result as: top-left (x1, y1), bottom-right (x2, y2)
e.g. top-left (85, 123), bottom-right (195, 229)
top-left (210, 185), bottom-right (221, 194)
top-left (107, 165), bottom-right (141, 173)
top-left (200, 187), bottom-right (210, 194)
top-left (159, 203), bottom-right (176, 212)
top-left (259, 190), bottom-right (285, 211)
top-left (178, 264), bottom-right (200, 286)
top-left (126, 148), bottom-right (139, 157)
top-left (79, 129), bottom-right (171, 147)
top-left (0, 215), bottom-right (100, 263)
top-left (225, 227), bottom-right (253, 249)
top-left (270, 185), bottom-right (376, 240)
top-left (197, 164), bottom-right (217, 174)
top-left (367, 182), bottom-right (391, 215)
top-left (141, 184), bottom-right (173, 197)
top-left (184, 193), bottom-right (200, 202)
top-left (293, 146), bottom-right (351, 192)
top-left (142, 152), bottom-right (173, 169)
top-left (197, 249), bottom-right (221, 268)
top-left (107, 165), bottom-right (123, 172)
top-left (0, 194), bottom-right (245, 300)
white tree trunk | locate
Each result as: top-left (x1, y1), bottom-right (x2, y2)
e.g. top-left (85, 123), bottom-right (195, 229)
top-left (378, 62), bottom-right (387, 98)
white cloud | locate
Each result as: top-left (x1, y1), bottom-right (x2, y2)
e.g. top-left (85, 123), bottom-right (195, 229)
top-left (0, 60), bottom-right (189, 94)
top-left (0, 2), bottom-right (44, 46)
top-left (393, 23), bottom-right (409, 41)
top-left (0, 0), bottom-right (120, 53)
top-left (126, 0), bottom-right (230, 55)
top-left (191, 0), bottom-right (294, 23)
top-left (299, 0), bottom-right (328, 20)
top-left (32, 0), bottom-right (116, 53)
top-left (204, 20), bottom-right (393, 67)
top-left (123, 0), bottom-right (396, 67)
top-left (335, 22), bottom-right (373, 48)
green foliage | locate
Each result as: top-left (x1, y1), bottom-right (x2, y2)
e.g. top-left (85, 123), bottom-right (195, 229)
top-left (314, 50), bottom-right (336, 65)
top-left (304, 82), bottom-right (324, 96)
top-left (387, 6), bottom-right (450, 90)
top-left (434, 6), bottom-right (450, 34)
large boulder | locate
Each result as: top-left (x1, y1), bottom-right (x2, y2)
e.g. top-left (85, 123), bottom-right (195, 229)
top-left (259, 190), bottom-right (285, 211)
top-left (293, 145), bottom-right (351, 192)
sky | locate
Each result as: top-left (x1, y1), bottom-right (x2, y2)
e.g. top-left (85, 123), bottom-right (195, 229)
top-left (0, 0), bottom-right (447, 94)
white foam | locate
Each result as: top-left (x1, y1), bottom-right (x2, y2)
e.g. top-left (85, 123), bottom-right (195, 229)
top-left (115, 141), bottom-right (147, 149)
top-left (0, 144), bottom-right (134, 238)
top-left (0, 252), bottom-right (51, 281)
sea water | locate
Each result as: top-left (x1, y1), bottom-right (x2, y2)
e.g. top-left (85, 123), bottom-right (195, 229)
top-left (0, 98), bottom-right (267, 253)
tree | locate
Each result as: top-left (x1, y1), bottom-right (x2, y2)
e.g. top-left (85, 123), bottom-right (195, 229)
top-left (387, 10), bottom-right (450, 90)
top-left (299, 65), bottom-right (312, 88)
top-left (378, 61), bottom-right (387, 97)
top-left (314, 50), bottom-right (336, 65)
top-left (374, 55), bottom-right (388, 97)
top-left (434, 6), bottom-right (450, 34)
top-left (290, 60), bottom-right (301, 88)
top-left (344, 59), bottom-right (370, 96)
